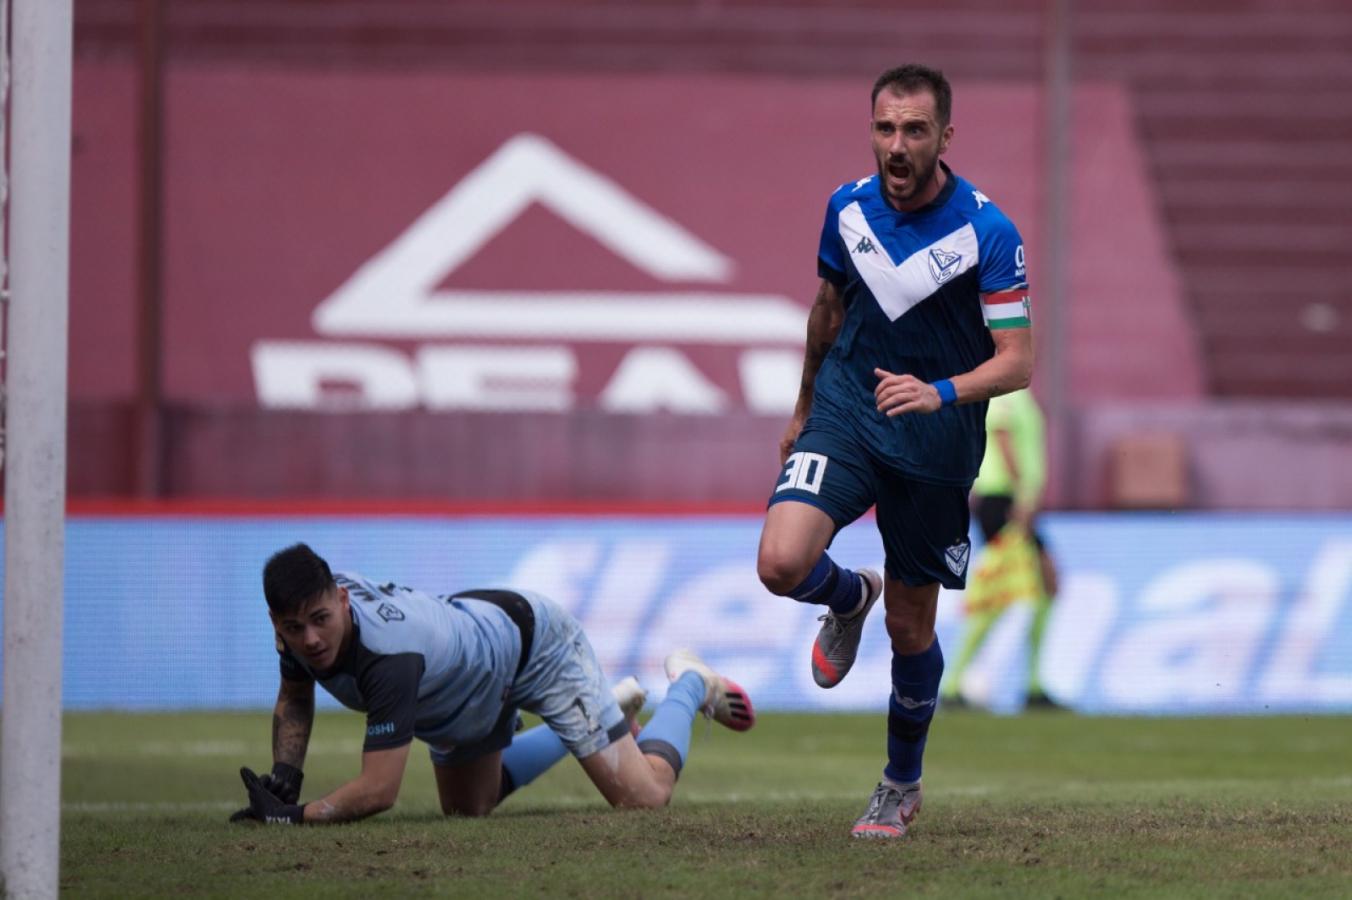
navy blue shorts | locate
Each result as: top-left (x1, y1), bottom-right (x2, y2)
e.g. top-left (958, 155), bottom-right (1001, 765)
top-left (767, 418), bottom-right (973, 589)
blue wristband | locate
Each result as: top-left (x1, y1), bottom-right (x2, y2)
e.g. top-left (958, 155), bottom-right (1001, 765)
top-left (933, 379), bottom-right (958, 407)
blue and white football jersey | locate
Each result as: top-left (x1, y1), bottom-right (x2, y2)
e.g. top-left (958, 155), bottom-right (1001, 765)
top-left (278, 572), bottom-right (524, 752)
top-left (814, 162), bottom-right (1029, 485)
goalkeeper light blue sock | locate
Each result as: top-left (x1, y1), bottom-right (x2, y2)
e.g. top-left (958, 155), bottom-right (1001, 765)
top-left (883, 638), bottom-right (944, 784)
top-left (500, 723), bottom-right (569, 798)
top-left (788, 553), bottom-right (864, 616)
top-left (635, 670), bottom-right (705, 777)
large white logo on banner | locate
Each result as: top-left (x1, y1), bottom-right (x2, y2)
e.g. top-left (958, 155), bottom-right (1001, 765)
top-left (252, 134), bottom-right (804, 413)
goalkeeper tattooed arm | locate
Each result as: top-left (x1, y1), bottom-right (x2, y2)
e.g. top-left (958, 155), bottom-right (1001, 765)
top-left (230, 676), bottom-right (314, 822)
top-left (237, 653), bottom-right (421, 825)
top-left (271, 675), bottom-right (315, 781)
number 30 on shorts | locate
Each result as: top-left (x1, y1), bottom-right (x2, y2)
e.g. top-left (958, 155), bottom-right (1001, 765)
top-left (776, 452), bottom-right (829, 495)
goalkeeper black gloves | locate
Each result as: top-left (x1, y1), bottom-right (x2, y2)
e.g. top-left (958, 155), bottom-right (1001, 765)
top-left (265, 761), bottom-right (304, 803)
top-left (229, 763), bottom-right (306, 824)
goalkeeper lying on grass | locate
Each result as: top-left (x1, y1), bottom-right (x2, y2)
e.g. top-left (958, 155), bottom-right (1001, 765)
top-left (231, 543), bottom-right (755, 825)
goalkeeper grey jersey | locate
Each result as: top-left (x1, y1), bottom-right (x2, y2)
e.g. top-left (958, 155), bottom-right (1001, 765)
top-left (278, 571), bottom-right (525, 752)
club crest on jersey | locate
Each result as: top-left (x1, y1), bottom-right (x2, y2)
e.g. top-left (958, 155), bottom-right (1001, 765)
top-left (929, 248), bottom-right (962, 284)
top-left (377, 602), bottom-right (405, 623)
top-left (944, 539), bottom-right (971, 577)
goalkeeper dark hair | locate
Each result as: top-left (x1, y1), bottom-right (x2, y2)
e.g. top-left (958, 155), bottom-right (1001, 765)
top-left (871, 64), bottom-right (952, 125)
top-left (263, 543), bottom-right (336, 616)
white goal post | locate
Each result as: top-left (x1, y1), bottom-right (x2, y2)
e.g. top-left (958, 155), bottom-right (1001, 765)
top-left (0, 0), bottom-right (8, 471)
top-left (1, 0), bottom-right (72, 898)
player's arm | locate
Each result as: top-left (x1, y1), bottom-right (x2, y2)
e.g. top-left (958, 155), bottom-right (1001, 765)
top-left (238, 651), bottom-right (424, 825)
top-left (992, 424), bottom-right (1038, 525)
top-left (258, 675), bottom-right (315, 805)
top-left (273, 675), bottom-right (315, 771)
top-left (782, 278), bottom-right (845, 462)
top-left (947, 317), bottom-right (1034, 404)
top-left (230, 654), bottom-right (317, 822)
top-left (237, 742), bottom-right (412, 826)
top-left (301, 743), bottom-right (413, 824)
top-left (793, 279), bottom-right (846, 417)
top-left (994, 427), bottom-right (1021, 487)
top-left (874, 305), bottom-right (1033, 416)
top-left (299, 650), bottom-right (423, 823)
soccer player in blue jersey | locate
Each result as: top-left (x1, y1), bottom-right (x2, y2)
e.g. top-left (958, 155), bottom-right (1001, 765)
top-left (231, 543), bottom-right (755, 825)
top-left (756, 64), bottom-right (1034, 838)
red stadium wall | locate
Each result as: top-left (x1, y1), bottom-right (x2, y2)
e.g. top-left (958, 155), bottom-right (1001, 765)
top-left (68, 61), bottom-right (1200, 502)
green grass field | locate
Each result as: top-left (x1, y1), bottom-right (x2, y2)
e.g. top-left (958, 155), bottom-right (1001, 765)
top-left (50, 709), bottom-right (1352, 897)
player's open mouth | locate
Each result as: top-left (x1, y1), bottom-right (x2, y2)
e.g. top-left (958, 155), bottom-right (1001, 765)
top-left (887, 160), bottom-right (911, 183)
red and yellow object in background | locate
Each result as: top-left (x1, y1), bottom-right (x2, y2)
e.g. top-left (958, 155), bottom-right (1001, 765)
top-left (962, 523), bottom-right (1043, 617)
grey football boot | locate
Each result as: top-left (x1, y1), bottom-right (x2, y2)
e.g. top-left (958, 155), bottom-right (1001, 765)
top-left (851, 781), bottom-right (923, 838)
top-left (810, 567), bottom-right (883, 688)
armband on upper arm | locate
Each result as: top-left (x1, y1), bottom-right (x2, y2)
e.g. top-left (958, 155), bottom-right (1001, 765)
top-left (980, 290), bottom-right (1032, 331)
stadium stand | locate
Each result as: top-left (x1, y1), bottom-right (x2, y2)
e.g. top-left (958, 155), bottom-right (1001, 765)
top-left (73, 0), bottom-right (1352, 399)
top-left (1077, 0), bottom-right (1352, 398)
top-left (60, 0), bottom-right (1352, 508)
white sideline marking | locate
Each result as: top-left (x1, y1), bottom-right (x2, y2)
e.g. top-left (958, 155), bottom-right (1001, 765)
top-left (62, 738), bottom-right (363, 759)
top-left (65, 801), bottom-right (238, 813)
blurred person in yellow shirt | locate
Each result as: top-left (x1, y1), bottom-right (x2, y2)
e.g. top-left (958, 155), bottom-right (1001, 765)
top-left (942, 388), bottom-right (1061, 709)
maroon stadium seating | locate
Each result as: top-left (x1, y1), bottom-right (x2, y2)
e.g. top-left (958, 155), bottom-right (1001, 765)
top-left (73, 0), bottom-right (1352, 399)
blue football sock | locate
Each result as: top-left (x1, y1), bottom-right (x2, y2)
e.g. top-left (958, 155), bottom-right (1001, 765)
top-left (500, 723), bottom-right (569, 798)
top-left (884, 638), bottom-right (945, 784)
top-left (788, 553), bottom-right (864, 616)
top-left (635, 670), bottom-right (705, 777)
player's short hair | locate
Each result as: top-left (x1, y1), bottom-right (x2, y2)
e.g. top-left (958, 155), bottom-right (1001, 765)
top-left (871, 64), bottom-right (952, 125)
top-left (263, 543), bottom-right (336, 617)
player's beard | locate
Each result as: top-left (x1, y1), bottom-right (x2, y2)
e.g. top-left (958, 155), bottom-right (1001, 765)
top-left (880, 153), bottom-right (939, 208)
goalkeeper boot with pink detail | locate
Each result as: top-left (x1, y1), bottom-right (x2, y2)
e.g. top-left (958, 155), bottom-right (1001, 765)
top-left (663, 649), bottom-right (756, 732)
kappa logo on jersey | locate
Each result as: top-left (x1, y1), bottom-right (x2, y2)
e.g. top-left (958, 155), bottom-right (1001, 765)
top-left (854, 236), bottom-right (878, 255)
top-left (377, 602), bottom-right (405, 623)
top-left (944, 540), bottom-right (971, 577)
top-left (928, 248), bottom-right (963, 285)
top-left (972, 190), bottom-right (991, 209)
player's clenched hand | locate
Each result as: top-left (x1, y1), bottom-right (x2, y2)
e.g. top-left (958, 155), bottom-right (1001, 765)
top-left (874, 369), bottom-right (941, 416)
top-left (236, 766), bottom-right (306, 825)
top-left (229, 762), bottom-right (304, 822)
